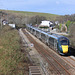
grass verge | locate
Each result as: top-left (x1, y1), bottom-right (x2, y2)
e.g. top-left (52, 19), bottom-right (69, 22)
top-left (0, 26), bottom-right (29, 75)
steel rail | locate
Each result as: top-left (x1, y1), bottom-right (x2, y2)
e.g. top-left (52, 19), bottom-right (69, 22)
top-left (62, 56), bottom-right (75, 68)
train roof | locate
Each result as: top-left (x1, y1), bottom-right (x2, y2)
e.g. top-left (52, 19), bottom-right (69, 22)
top-left (48, 33), bottom-right (68, 40)
top-left (27, 25), bottom-right (68, 40)
top-left (31, 26), bottom-right (42, 32)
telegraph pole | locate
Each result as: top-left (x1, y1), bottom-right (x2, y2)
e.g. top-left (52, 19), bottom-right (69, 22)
top-left (0, 11), bottom-right (3, 36)
top-left (1, 18), bottom-right (2, 29)
top-left (0, 12), bottom-right (3, 29)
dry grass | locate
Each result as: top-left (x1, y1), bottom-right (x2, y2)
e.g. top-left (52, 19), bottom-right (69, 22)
top-left (0, 26), bottom-right (29, 75)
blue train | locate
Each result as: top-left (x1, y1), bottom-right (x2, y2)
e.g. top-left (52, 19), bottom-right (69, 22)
top-left (26, 24), bottom-right (69, 55)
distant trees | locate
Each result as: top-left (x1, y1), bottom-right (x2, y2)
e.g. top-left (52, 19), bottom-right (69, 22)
top-left (7, 14), bottom-right (47, 28)
top-left (29, 15), bottom-right (47, 26)
top-left (0, 11), bottom-right (8, 26)
top-left (6, 14), bottom-right (28, 29)
top-left (69, 22), bottom-right (75, 48)
top-left (69, 22), bottom-right (75, 37)
top-left (64, 14), bottom-right (75, 22)
top-left (0, 11), bottom-right (48, 29)
top-left (70, 14), bottom-right (75, 21)
top-left (56, 16), bottom-right (65, 23)
top-left (56, 14), bottom-right (75, 24)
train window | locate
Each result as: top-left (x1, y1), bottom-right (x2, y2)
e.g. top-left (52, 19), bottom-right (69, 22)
top-left (36, 31), bottom-right (39, 34)
top-left (41, 33), bottom-right (46, 40)
top-left (60, 40), bottom-right (68, 45)
top-left (30, 28), bottom-right (32, 30)
top-left (49, 37), bottom-right (54, 44)
top-left (33, 29), bottom-right (35, 32)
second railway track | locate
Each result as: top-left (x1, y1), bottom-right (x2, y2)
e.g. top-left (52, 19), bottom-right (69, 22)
top-left (62, 56), bottom-right (75, 68)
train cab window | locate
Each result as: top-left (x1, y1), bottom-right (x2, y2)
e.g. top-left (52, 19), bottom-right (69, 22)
top-left (60, 40), bottom-right (68, 45)
top-left (33, 29), bottom-right (35, 32)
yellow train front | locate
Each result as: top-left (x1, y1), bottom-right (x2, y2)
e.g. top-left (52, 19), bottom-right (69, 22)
top-left (57, 37), bottom-right (69, 55)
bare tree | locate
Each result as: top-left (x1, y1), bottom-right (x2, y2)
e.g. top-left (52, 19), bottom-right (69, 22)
top-left (29, 15), bottom-right (47, 25)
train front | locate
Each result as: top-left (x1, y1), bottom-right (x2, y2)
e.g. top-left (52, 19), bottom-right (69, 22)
top-left (58, 37), bottom-right (69, 54)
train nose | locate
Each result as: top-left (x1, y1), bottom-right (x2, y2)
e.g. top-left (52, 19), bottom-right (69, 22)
top-left (61, 45), bottom-right (68, 53)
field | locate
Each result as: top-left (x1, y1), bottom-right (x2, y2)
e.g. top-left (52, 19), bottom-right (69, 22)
top-left (0, 9), bottom-right (59, 21)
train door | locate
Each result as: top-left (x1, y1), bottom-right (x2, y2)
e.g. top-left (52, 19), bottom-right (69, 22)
top-left (46, 35), bottom-right (49, 45)
top-left (32, 29), bottom-right (35, 35)
top-left (54, 39), bottom-right (57, 51)
top-left (41, 33), bottom-right (46, 42)
top-left (48, 37), bottom-right (54, 49)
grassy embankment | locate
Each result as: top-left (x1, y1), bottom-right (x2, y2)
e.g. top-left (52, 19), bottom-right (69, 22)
top-left (0, 26), bottom-right (29, 75)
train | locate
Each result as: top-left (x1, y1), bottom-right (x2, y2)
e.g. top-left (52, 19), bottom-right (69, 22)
top-left (26, 24), bottom-right (70, 55)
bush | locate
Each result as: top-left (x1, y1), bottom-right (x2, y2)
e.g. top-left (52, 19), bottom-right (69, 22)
top-left (59, 24), bottom-right (62, 30)
top-left (62, 26), bottom-right (66, 32)
top-left (66, 20), bottom-right (71, 30)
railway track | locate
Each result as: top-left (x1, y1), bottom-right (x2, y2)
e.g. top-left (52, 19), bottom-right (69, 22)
top-left (22, 29), bottom-right (75, 75)
top-left (62, 56), bottom-right (75, 68)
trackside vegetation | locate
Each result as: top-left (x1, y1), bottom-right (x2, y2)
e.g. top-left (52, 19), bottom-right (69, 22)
top-left (69, 22), bottom-right (75, 49)
top-left (0, 26), bottom-right (29, 75)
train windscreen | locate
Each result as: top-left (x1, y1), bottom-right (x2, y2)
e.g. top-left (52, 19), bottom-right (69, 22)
top-left (60, 40), bottom-right (68, 45)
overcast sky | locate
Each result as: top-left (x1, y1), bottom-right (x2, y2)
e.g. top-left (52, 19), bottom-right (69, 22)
top-left (0, 0), bottom-right (75, 15)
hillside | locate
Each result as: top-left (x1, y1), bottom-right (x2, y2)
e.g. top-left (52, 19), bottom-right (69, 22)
top-left (0, 9), bottom-right (60, 21)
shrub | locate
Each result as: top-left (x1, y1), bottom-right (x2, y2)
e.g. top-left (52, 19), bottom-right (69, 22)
top-left (62, 26), bottom-right (66, 32)
top-left (59, 24), bottom-right (62, 30)
top-left (66, 20), bottom-right (71, 30)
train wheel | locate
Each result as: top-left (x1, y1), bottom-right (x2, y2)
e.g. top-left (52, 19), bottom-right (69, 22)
top-left (57, 50), bottom-right (64, 55)
top-left (46, 42), bottom-right (48, 46)
top-left (57, 50), bottom-right (61, 54)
